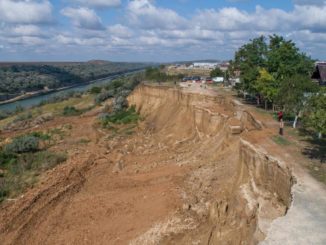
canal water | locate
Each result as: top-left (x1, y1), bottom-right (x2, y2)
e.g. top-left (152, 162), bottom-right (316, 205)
top-left (0, 72), bottom-right (135, 113)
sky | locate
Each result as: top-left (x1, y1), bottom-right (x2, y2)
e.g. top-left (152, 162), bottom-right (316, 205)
top-left (0, 0), bottom-right (325, 62)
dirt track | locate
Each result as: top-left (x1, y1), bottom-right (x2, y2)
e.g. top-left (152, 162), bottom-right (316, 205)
top-left (0, 83), bottom-right (322, 244)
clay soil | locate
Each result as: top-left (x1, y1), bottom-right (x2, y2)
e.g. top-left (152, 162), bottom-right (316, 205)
top-left (0, 84), bottom-right (295, 245)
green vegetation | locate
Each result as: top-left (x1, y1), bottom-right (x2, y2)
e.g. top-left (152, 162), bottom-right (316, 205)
top-left (232, 34), bottom-right (324, 136)
top-left (89, 86), bottom-right (102, 94)
top-left (233, 35), bottom-right (316, 105)
top-left (0, 133), bottom-right (67, 202)
top-left (4, 135), bottom-right (40, 153)
top-left (28, 132), bottom-right (51, 141)
top-left (0, 61), bottom-right (148, 97)
top-left (210, 67), bottom-right (224, 77)
top-left (303, 88), bottom-right (326, 137)
top-left (254, 68), bottom-right (278, 109)
top-left (63, 106), bottom-right (82, 116)
top-left (94, 73), bottom-right (142, 106)
top-left (145, 67), bottom-right (182, 82)
top-left (101, 106), bottom-right (140, 127)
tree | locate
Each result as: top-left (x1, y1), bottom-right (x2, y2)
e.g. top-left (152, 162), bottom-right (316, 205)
top-left (233, 34), bottom-right (315, 115)
top-left (277, 75), bottom-right (318, 128)
top-left (210, 67), bottom-right (224, 77)
top-left (234, 36), bottom-right (268, 95)
top-left (304, 88), bottom-right (326, 138)
top-left (267, 35), bottom-right (314, 82)
top-left (254, 69), bottom-right (278, 109)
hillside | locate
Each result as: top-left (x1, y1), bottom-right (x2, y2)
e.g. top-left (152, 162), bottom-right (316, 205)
top-left (0, 61), bottom-right (148, 101)
top-left (0, 82), bottom-right (324, 244)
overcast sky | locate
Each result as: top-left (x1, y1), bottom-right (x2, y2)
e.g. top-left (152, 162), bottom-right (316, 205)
top-left (0, 0), bottom-right (325, 62)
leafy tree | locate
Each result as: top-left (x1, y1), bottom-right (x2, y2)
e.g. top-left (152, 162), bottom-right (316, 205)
top-left (254, 69), bottom-right (278, 109)
top-left (234, 36), bottom-right (268, 94)
top-left (233, 34), bottom-right (315, 116)
top-left (210, 67), bottom-right (224, 77)
top-left (303, 88), bottom-right (326, 138)
top-left (277, 75), bottom-right (318, 127)
top-left (267, 35), bottom-right (314, 81)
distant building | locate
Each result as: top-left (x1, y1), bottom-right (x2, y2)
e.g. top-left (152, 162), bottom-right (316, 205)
top-left (312, 62), bottom-right (326, 86)
top-left (193, 63), bottom-right (218, 69)
top-left (218, 63), bottom-right (230, 72)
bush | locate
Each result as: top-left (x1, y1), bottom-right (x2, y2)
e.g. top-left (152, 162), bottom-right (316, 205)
top-left (89, 86), bottom-right (102, 94)
top-left (95, 90), bottom-right (115, 104)
top-left (63, 106), bottom-right (81, 116)
top-left (28, 132), bottom-right (51, 141)
top-left (4, 135), bottom-right (39, 153)
top-left (0, 151), bottom-right (17, 167)
top-left (101, 106), bottom-right (140, 126)
top-left (112, 95), bottom-right (128, 112)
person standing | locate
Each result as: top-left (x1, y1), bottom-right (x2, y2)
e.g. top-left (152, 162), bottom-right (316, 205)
top-left (278, 111), bottom-right (284, 135)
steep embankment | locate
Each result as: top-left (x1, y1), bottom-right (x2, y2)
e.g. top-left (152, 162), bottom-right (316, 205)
top-left (0, 84), bottom-right (293, 245)
top-left (128, 85), bottom-right (293, 244)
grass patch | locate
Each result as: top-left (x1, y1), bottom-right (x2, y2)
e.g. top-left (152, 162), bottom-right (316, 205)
top-left (62, 104), bottom-right (95, 117)
top-left (272, 135), bottom-right (291, 146)
top-left (0, 150), bottom-right (67, 202)
top-left (0, 132), bottom-right (67, 202)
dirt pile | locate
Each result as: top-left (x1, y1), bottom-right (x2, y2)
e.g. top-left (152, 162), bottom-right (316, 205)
top-left (0, 84), bottom-right (294, 244)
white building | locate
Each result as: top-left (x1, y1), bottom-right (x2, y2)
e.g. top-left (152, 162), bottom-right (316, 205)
top-left (193, 63), bottom-right (218, 69)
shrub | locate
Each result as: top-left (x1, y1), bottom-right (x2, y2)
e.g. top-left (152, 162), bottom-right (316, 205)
top-left (110, 79), bottom-right (124, 89)
top-left (95, 90), bottom-right (115, 104)
top-left (63, 106), bottom-right (81, 116)
top-left (4, 135), bottom-right (39, 153)
top-left (101, 106), bottom-right (139, 126)
top-left (112, 95), bottom-right (128, 112)
top-left (89, 86), bottom-right (102, 94)
top-left (0, 151), bottom-right (17, 167)
top-left (28, 132), bottom-right (51, 141)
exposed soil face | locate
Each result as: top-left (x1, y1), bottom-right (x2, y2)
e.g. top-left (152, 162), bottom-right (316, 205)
top-left (0, 84), bottom-right (293, 245)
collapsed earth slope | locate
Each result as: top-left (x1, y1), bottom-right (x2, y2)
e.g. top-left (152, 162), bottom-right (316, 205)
top-left (0, 84), bottom-right (294, 244)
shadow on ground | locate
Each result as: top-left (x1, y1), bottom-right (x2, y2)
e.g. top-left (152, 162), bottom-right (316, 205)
top-left (302, 138), bottom-right (326, 164)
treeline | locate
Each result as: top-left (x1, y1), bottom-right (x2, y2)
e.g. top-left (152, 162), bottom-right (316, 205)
top-left (231, 35), bottom-right (325, 136)
top-left (0, 61), bottom-right (148, 96)
top-left (145, 66), bottom-right (183, 82)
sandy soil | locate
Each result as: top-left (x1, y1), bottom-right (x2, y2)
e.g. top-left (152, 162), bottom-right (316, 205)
top-left (0, 83), bottom-right (324, 245)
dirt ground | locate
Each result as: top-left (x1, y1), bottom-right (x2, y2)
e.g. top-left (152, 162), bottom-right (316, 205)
top-left (0, 83), bottom-right (323, 245)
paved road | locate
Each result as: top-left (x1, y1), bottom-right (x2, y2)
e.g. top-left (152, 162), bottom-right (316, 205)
top-left (261, 164), bottom-right (326, 245)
